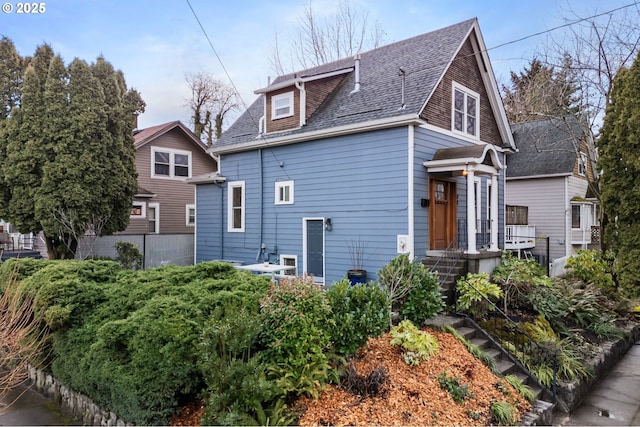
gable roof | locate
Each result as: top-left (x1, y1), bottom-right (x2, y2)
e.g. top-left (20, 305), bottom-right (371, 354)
top-left (507, 116), bottom-right (586, 178)
top-left (214, 18), bottom-right (514, 154)
top-left (133, 120), bottom-right (211, 157)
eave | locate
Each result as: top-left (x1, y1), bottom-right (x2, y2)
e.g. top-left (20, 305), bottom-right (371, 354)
top-left (211, 114), bottom-right (423, 155)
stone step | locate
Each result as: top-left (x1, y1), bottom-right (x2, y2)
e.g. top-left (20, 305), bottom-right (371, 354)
top-left (456, 326), bottom-right (477, 340)
top-left (469, 336), bottom-right (490, 350)
top-left (497, 358), bottom-right (517, 375)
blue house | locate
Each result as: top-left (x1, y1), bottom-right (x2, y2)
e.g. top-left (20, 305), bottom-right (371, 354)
top-left (190, 18), bottom-right (515, 286)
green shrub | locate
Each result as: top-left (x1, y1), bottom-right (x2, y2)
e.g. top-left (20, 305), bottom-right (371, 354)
top-left (259, 276), bottom-right (336, 398)
top-left (456, 273), bottom-right (503, 318)
top-left (438, 371), bottom-right (475, 404)
top-left (199, 308), bottom-right (292, 426)
top-left (401, 268), bottom-right (445, 325)
top-left (325, 279), bottom-right (389, 356)
top-left (490, 401), bottom-right (517, 425)
top-left (492, 252), bottom-right (552, 311)
top-left (35, 261), bottom-right (271, 425)
top-left (566, 250), bottom-right (616, 293)
top-left (378, 254), bottom-right (442, 326)
top-left (114, 241), bottom-right (143, 270)
top-left (390, 320), bottom-right (438, 365)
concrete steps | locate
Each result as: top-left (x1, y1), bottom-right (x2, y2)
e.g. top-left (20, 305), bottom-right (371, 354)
top-left (426, 314), bottom-right (547, 403)
top-left (422, 256), bottom-right (467, 304)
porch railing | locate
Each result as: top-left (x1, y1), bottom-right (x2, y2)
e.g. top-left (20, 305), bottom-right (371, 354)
top-left (504, 225), bottom-right (536, 250)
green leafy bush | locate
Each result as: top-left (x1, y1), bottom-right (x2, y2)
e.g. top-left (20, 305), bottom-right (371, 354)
top-left (378, 254), bottom-right (442, 321)
top-left (325, 279), bottom-right (389, 356)
top-left (114, 241), bottom-right (143, 270)
top-left (259, 276), bottom-right (336, 398)
top-left (401, 267), bottom-right (445, 325)
top-left (565, 250), bottom-right (616, 293)
top-left (456, 273), bottom-right (503, 318)
top-left (390, 320), bottom-right (439, 365)
top-left (10, 260), bottom-right (271, 426)
top-left (490, 401), bottom-right (517, 425)
top-left (438, 372), bottom-right (475, 404)
top-left (492, 251), bottom-right (552, 311)
top-left (199, 308), bottom-right (292, 426)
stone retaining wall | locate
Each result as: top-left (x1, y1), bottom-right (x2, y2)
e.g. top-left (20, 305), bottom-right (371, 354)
top-left (554, 320), bottom-right (640, 414)
top-left (27, 365), bottom-right (132, 426)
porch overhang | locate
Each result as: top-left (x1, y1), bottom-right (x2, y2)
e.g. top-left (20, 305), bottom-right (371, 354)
top-left (423, 144), bottom-right (503, 255)
top-left (422, 144), bottom-right (504, 174)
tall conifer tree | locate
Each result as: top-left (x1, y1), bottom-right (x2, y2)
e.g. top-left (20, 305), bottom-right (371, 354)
top-left (598, 50), bottom-right (640, 295)
top-left (0, 42), bottom-right (144, 259)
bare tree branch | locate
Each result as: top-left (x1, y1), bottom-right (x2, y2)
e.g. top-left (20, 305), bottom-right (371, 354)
top-left (185, 72), bottom-right (238, 146)
top-left (269, 0), bottom-right (385, 75)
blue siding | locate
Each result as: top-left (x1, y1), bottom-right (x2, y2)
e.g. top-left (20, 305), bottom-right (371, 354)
top-left (195, 125), bottom-right (508, 283)
top-left (216, 128), bottom-right (411, 284)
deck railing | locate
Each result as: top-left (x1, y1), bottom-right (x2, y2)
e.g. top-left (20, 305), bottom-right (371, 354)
top-left (504, 225), bottom-right (536, 249)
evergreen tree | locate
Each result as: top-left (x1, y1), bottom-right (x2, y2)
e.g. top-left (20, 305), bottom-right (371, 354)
top-left (0, 41), bottom-right (144, 259)
top-left (0, 37), bottom-right (24, 119)
top-left (597, 50), bottom-right (640, 296)
top-left (502, 56), bottom-right (580, 124)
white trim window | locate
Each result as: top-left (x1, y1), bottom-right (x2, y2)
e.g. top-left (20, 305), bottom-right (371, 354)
top-left (271, 91), bottom-right (294, 120)
top-left (186, 204), bottom-right (195, 226)
top-left (279, 254), bottom-right (298, 276)
top-left (578, 152), bottom-right (587, 176)
top-left (452, 83), bottom-right (479, 138)
top-left (148, 202), bottom-right (159, 234)
top-left (227, 181), bottom-right (245, 232)
top-left (131, 201), bottom-right (146, 219)
top-left (151, 147), bottom-right (192, 179)
top-left (275, 180), bottom-right (294, 205)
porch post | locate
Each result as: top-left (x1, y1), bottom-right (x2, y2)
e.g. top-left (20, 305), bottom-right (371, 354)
top-left (466, 169), bottom-right (478, 254)
top-left (490, 173), bottom-right (499, 251)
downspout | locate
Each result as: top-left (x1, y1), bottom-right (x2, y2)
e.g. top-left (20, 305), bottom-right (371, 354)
top-left (295, 80), bottom-right (306, 126)
top-left (407, 125), bottom-right (415, 258)
top-left (219, 183), bottom-right (224, 260)
top-left (256, 148), bottom-right (265, 262)
top-left (564, 176), bottom-right (570, 257)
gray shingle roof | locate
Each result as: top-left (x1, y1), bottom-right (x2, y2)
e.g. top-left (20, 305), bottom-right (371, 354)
top-left (217, 18), bottom-right (477, 148)
top-left (508, 116), bottom-right (584, 178)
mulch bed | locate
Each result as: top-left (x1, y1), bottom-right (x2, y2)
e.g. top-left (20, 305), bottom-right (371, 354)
top-left (170, 328), bottom-right (531, 426)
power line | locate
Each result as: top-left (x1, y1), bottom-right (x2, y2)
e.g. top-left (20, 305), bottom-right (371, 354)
top-left (185, 0), bottom-right (290, 179)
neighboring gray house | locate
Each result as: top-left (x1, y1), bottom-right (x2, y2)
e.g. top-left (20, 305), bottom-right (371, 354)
top-left (506, 116), bottom-right (599, 265)
top-left (191, 18), bottom-right (516, 285)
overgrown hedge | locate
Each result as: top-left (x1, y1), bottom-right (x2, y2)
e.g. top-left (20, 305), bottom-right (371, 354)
top-left (0, 259), bottom-right (271, 425)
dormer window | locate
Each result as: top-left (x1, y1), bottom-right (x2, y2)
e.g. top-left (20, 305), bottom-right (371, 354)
top-left (578, 152), bottom-right (587, 176)
top-left (452, 83), bottom-right (479, 138)
top-left (272, 91), bottom-right (294, 120)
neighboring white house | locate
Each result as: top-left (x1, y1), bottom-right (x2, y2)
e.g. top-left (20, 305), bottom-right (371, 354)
top-left (506, 116), bottom-right (599, 266)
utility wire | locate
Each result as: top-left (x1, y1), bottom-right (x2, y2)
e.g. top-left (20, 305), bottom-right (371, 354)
top-left (185, 0), bottom-right (291, 179)
top-left (186, 0), bottom-right (639, 135)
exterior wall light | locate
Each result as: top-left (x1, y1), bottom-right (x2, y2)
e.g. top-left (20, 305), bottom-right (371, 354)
top-left (325, 218), bottom-right (332, 231)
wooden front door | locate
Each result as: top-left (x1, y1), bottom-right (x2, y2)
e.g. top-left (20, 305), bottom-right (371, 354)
top-left (429, 179), bottom-right (457, 250)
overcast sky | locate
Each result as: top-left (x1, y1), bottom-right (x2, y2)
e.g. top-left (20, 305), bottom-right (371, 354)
top-left (1, 0), bottom-right (637, 129)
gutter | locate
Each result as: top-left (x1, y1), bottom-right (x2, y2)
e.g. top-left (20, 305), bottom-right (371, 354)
top-left (506, 173), bottom-right (572, 181)
top-left (212, 114), bottom-right (423, 155)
